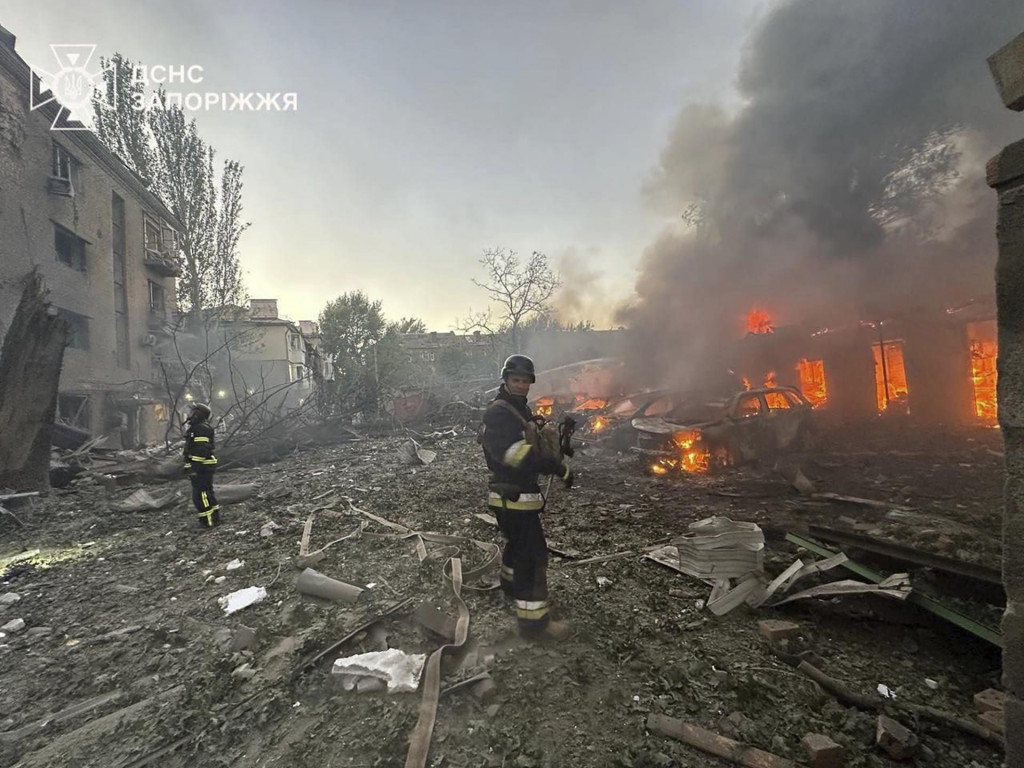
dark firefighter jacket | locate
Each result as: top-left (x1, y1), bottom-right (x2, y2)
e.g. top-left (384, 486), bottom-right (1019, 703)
top-left (482, 386), bottom-right (567, 510)
top-left (183, 421), bottom-right (218, 473)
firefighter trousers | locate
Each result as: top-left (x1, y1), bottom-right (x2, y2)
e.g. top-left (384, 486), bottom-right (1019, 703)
top-left (494, 506), bottom-right (549, 633)
top-left (190, 472), bottom-right (220, 527)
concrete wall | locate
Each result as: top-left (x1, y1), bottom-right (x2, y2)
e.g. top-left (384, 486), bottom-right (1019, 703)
top-left (0, 46), bottom-right (178, 445)
top-left (987, 30), bottom-right (1024, 766)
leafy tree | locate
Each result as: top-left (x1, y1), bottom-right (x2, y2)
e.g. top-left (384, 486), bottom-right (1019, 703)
top-left (93, 53), bottom-right (248, 318)
top-left (393, 317), bottom-right (427, 334)
top-left (318, 292), bottom-right (418, 414)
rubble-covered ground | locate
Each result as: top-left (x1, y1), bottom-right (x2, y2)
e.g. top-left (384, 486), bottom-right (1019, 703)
top-left (0, 421), bottom-right (1006, 767)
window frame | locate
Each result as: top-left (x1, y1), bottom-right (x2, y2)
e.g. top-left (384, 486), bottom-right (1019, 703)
top-left (53, 223), bottom-right (87, 271)
top-left (57, 308), bottom-right (91, 350)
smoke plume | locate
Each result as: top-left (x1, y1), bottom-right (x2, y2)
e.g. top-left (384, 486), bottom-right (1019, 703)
top-left (622, 0), bottom-right (1024, 389)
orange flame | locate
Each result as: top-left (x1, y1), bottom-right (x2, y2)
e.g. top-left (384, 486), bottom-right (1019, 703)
top-left (534, 396), bottom-right (554, 417)
top-left (576, 396), bottom-right (609, 411)
top-left (971, 339), bottom-right (997, 422)
top-left (797, 359), bottom-right (828, 407)
top-left (650, 430), bottom-right (710, 475)
top-left (742, 377), bottom-right (752, 391)
top-left (746, 308), bottom-right (774, 335)
top-left (872, 341), bottom-right (909, 413)
top-left (763, 370), bottom-right (777, 388)
top-left (591, 415), bottom-right (608, 432)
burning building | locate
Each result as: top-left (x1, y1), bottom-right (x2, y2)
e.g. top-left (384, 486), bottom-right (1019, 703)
top-left (730, 303), bottom-right (997, 426)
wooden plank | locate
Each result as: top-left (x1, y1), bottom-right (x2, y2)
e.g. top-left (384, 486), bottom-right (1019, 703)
top-left (646, 714), bottom-right (800, 767)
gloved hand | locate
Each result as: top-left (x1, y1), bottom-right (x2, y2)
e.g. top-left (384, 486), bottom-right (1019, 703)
top-left (561, 464), bottom-right (574, 490)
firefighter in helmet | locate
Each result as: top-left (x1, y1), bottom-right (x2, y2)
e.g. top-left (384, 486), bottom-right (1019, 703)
top-left (480, 354), bottom-right (574, 640)
top-left (183, 402), bottom-right (220, 528)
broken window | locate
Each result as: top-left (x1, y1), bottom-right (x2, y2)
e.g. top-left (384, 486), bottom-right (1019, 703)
top-left (148, 280), bottom-right (166, 313)
top-left (144, 216), bottom-right (163, 253)
top-left (54, 224), bottom-right (87, 271)
top-left (872, 340), bottom-right (909, 413)
top-left (736, 394), bottom-right (762, 417)
top-left (57, 308), bottom-right (90, 350)
top-left (797, 359), bottom-right (828, 407)
top-left (52, 141), bottom-right (73, 180)
top-left (58, 394), bottom-right (91, 430)
top-left (968, 321), bottom-right (997, 422)
top-left (765, 391), bottom-right (790, 409)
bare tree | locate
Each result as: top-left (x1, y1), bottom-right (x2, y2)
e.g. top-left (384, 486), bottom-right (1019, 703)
top-left (470, 248), bottom-right (561, 352)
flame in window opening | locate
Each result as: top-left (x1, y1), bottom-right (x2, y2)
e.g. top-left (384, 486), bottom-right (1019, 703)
top-left (872, 341), bottom-right (909, 413)
top-left (797, 359), bottom-right (828, 407)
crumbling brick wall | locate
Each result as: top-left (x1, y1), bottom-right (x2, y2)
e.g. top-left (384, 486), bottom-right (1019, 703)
top-left (987, 30), bottom-right (1024, 768)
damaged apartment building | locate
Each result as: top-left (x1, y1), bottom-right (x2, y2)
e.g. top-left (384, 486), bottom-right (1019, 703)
top-left (730, 303), bottom-right (998, 426)
top-left (0, 26), bottom-right (181, 447)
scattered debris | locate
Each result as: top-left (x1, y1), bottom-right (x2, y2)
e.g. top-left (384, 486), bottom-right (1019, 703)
top-left (877, 683), bottom-right (897, 699)
top-left (295, 568), bottom-right (363, 604)
top-left (332, 648), bottom-right (427, 693)
top-left (646, 713), bottom-right (798, 767)
top-left (758, 620), bottom-right (801, 644)
top-left (800, 733), bottom-right (844, 768)
top-left (876, 714), bottom-right (919, 760)
top-left (974, 689), bottom-right (1007, 713)
top-left (0, 592), bottom-right (20, 606)
top-left (214, 484), bottom-right (258, 505)
top-left (260, 521), bottom-right (281, 538)
top-left (218, 586), bottom-right (267, 615)
top-left (398, 439), bottom-right (437, 466)
top-left (1, 618), bottom-right (25, 634)
top-left (230, 626), bottom-right (256, 651)
top-left (596, 576), bottom-right (613, 588)
top-left (787, 532), bottom-right (1003, 646)
top-left (108, 488), bottom-right (178, 513)
top-left (225, 559), bottom-right (244, 571)
top-left (412, 602), bottom-right (457, 642)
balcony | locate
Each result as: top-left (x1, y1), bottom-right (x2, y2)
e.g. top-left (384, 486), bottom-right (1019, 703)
top-left (143, 249), bottom-right (181, 277)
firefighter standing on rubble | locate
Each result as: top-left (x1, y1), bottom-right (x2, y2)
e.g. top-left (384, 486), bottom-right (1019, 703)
top-left (183, 402), bottom-right (220, 528)
top-left (480, 354), bottom-right (574, 641)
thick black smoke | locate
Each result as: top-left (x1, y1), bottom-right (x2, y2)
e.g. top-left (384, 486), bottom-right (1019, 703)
top-left (622, 0), bottom-right (1024, 389)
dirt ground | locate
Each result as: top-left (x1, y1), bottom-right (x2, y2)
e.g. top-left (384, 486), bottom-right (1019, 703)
top-left (0, 421), bottom-right (1007, 768)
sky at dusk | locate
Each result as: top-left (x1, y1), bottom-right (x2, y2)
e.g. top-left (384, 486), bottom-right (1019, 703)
top-left (4, 1), bottom-right (764, 328)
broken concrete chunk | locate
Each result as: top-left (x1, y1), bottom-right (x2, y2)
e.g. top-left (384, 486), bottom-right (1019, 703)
top-left (217, 586), bottom-right (267, 615)
top-left (230, 626), bottom-right (256, 652)
top-left (356, 676), bottom-right (386, 693)
top-left (231, 662), bottom-right (257, 680)
top-left (977, 708), bottom-right (1005, 734)
top-left (331, 648), bottom-right (426, 693)
top-left (973, 688), bottom-right (1006, 713)
top-left (801, 733), bottom-right (844, 768)
top-left (0, 593), bottom-right (21, 606)
top-left (225, 559), bottom-right (244, 571)
top-left (1, 618), bottom-right (25, 634)
top-left (759, 620), bottom-right (800, 644)
top-left (412, 602), bottom-right (457, 641)
top-left (875, 715), bottom-right (918, 760)
top-left (471, 677), bottom-right (497, 702)
top-left (260, 521), bottom-right (281, 538)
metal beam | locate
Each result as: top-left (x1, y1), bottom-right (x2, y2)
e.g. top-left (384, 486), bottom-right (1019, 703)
top-left (806, 525), bottom-right (1002, 586)
top-left (786, 533), bottom-right (1003, 648)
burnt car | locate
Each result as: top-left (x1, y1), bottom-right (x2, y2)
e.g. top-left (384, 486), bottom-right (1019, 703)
top-left (631, 386), bottom-right (816, 471)
top-left (571, 389), bottom-right (686, 447)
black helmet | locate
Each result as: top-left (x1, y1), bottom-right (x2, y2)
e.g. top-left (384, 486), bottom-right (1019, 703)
top-left (501, 354), bottom-right (536, 383)
top-left (189, 402), bottom-right (212, 421)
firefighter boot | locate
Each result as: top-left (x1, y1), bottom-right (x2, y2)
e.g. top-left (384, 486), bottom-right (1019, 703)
top-left (529, 619), bottom-right (571, 643)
